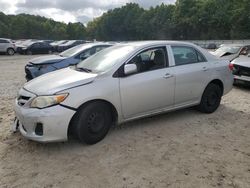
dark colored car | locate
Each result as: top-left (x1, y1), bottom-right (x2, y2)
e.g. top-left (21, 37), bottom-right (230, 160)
top-left (57, 40), bottom-right (85, 52)
top-left (206, 43), bottom-right (217, 50)
top-left (17, 41), bottom-right (54, 55)
top-left (41, 40), bottom-right (54, 44)
top-left (25, 42), bottom-right (113, 80)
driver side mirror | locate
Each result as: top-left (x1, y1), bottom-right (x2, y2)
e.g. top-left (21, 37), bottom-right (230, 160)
top-left (124, 64), bottom-right (137, 75)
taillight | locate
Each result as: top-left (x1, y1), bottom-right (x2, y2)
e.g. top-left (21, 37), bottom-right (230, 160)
top-left (229, 63), bottom-right (234, 71)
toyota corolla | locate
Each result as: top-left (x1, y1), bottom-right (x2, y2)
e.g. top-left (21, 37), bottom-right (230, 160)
top-left (13, 41), bottom-right (233, 144)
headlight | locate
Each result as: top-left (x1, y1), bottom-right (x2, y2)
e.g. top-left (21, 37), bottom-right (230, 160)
top-left (30, 94), bottom-right (68, 109)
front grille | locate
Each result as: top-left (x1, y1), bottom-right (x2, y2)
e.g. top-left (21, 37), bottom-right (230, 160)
top-left (18, 95), bottom-right (31, 106)
top-left (233, 64), bottom-right (250, 77)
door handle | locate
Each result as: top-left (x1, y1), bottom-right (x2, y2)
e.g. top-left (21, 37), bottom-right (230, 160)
top-left (163, 73), bottom-right (174, 79)
top-left (202, 67), bottom-right (209, 71)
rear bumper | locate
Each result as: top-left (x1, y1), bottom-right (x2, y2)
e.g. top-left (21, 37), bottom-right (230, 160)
top-left (14, 100), bottom-right (75, 143)
top-left (234, 75), bottom-right (250, 83)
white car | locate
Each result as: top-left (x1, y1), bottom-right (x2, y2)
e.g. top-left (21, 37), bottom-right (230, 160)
top-left (0, 38), bottom-right (16, 55)
top-left (13, 41), bottom-right (234, 144)
top-left (210, 44), bottom-right (250, 61)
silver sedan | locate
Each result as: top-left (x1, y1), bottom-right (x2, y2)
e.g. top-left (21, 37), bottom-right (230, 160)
top-left (13, 41), bottom-right (234, 144)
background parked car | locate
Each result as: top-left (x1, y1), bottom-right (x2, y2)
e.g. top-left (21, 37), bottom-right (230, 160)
top-left (50, 40), bottom-right (68, 51)
top-left (57, 40), bottom-right (85, 52)
top-left (231, 47), bottom-right (250, 85)
top-left (210, 44), bottom-right (250, 61)
top-left (15, 39), bottom-right (39, 52)
top-left (205, 43), bottom-right (217, 50)
top-left (17, 41), bottom-right (54, 55)
top-left (25, 42), bottom-right (113, 80)
top-left (0, 38), bottom-right (16, 55)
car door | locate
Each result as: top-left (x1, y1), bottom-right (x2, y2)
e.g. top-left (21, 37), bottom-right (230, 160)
top-left (30, 43), bottom-right (40, 54)
top-left (119, 46), bottom-right (175, 119)
top-left (39, 43), bottom-right (47, 54)
top-left (170, 45), bottom-right (211, 107)
top-left (0, 39), bottom-right (6, 51)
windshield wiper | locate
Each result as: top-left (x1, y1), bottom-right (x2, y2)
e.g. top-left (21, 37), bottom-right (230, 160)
top-left (75, 66), bottom-right (92, 73)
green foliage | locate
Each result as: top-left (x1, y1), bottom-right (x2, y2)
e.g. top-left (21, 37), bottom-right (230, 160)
top-left (86, 1), bottom-right (250, 40)
top-left (0, 0), bottom-right (249, 40)
top-left (0, 13), bottom-right (86, 39)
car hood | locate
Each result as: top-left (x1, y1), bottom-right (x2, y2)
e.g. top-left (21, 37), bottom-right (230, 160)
top-left (30, 55), bottom-right (66, 65)
top-left (219, 54), bottom-right (238, 61)
top-left (232, 55), bottom-right (250, 68)
top-left (210, 51), bottom-right (237, 61)
top-left (24, 67), bottom-right (97, 95)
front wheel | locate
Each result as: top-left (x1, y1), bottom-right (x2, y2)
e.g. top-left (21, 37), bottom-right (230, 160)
top-left (197, 83), bottom-right (222, 113)
top-left (7, 48), bottom-right (15, 55)
top-left (72, 102), bottom-right (112, 145)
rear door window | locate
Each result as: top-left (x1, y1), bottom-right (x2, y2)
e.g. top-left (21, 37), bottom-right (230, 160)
top-left (171, 46), bottom-right (206, 66)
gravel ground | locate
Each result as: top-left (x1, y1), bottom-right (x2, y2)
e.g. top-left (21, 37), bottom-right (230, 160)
top-left (0, 55), bottom-right (250, 188)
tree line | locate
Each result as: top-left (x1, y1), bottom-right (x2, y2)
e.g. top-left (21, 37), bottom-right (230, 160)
top-left (0, 0), bottom-right (250, 40)
top-left (0, 12), bottom-right (87, 40)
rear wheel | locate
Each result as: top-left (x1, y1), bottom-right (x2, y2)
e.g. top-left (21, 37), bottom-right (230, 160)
top-left (197, 83), bottom-right (222, 113)
top-left (72, 102), bottom-right (112, 145)
top-left (7, 48), bottom-right (15, 55)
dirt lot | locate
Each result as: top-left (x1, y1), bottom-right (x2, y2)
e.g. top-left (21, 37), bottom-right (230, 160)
top-left (0, 55), bottom-right (249, 188)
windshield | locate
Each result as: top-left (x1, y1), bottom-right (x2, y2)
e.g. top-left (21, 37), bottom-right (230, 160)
top-left (59, 44), bottom-right (90, 57)
top-left (76, 45), bottom-right (136, 73)
top-left (64, 40), bottom-right (76, 45)
top-left (214, 46), bottom-right (241, 56)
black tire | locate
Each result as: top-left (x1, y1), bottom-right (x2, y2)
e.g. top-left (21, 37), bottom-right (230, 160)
top-left (26, 50), bottom-right (32, 55)
top-left (197, 83), bottom-right (222, 113)
top-left (72, 102), bottom-right (112, 145)
top-left (7, 48), bottom-right (15, 55)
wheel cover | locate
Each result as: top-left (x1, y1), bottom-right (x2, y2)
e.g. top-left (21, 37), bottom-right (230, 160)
top-left (8, 49), bottom-right (14, 55)
top-left (207, 91), bottom-right (218, 107)
top-left (87, 112), bottom-right (105, 133)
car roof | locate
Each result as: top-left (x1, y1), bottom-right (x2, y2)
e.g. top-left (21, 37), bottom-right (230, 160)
top-left (78, 42), bottom-right (114, 48)
top-left (118, 40), bottom-right (199, 48)
top-left (113, 40), bottom-right (218, 61)
top-left (0, 38), bottom-right (11, 41)
top-left (60, 42), bottom-right (114, 56)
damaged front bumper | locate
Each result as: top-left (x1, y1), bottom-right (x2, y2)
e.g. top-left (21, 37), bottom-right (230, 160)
top-left (13, 98), bottom-right (75, 143)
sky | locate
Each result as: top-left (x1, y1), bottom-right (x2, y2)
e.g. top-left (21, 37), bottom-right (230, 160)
top-left (0, 0), bottom-right (175, 24)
